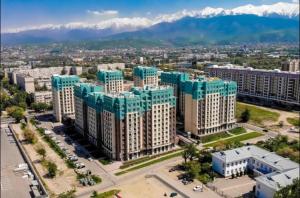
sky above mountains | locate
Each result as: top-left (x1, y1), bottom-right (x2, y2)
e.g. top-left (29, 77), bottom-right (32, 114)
top-left (1, 0), bottom-right (299, 33)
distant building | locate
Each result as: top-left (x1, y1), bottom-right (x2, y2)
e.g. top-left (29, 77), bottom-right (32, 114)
top-left (16, 74), bottom-right (35, 93)
top-left (212, 145), bottom-right (299, 198)
top-left (281, 59), bottom-right (299, 72)
top-left (206, 65), bottom-right (300, 109)
top-left (97, 63), bottom-right (125, 70)
top-left (182, 76), bottom-right (237, 137)
top-left (33, 91), bottom-right (52, 105)
top-left (97, 70), bottom-right (124, 93)
top-left (133, 66), bottom-right (158, 87)
top-left (51, 75), bottom-right (80, 122)
top-left (160, 71), bottom-right (190, 117)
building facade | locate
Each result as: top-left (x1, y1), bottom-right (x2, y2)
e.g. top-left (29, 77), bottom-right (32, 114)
top-left (51, 75), bottom-right (80, 122)
top-left (33, 91), bottom-right (53, 105)
top-left (281, 59), bottom-right (299, 72)
top-left (212, 146), bottom-right (299, 198)
top-left (16, 74), bottom-right (35, 93)
top-left (97, 70), bottom-right (124, 93)
top-left (160, 71), bottom-right (189, 117)
top-left (182, 77), bottom-right (237, 138)
top-left (206, 65), bottom-right (300, 109)
top-left (133, 66), bottom-right (158, 87)
top-left (74, 83), bottom-right (103, 137)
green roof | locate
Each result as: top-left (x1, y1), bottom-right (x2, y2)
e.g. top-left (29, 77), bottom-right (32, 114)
top-left (74, 83), bottom-right (103, 99)
top-left (51, 75), bottom-right (80, 91)
top-left (160, 71), bottom-right (189, 85)
top-left (133, 66), bottom-right (158, 79)
top-left (96, 70), bottom-right (123, 83)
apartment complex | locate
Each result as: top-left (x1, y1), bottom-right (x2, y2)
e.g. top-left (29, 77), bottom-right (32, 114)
top-left (212, 146), bottom-right (299, 198)
top-left (33, 91), bottom-right (52, 105)
top-left (51, 75), bottom-right (80, 122)
top-left (160, 71), bottom-right (190, 117)
top-left (206, 65), bottom-right (300, 109)
top-left (97, 69), bottom-right (124, 93)
top-left (182, 76), bottom-right (237, 137)
top-left (281, 59), bottom-right (299, 72)
top-left (15, 73), bottom-right (35, 93)
top-left (133, 66), bottom-right (158, 87)
top-left (74, 82), bottom-right (176, 161)
top-left (74, 83), bottom-right (103, 137)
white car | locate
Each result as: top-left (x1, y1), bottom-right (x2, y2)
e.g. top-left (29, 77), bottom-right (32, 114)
top-left (193, 185), bottom-right (203, 192)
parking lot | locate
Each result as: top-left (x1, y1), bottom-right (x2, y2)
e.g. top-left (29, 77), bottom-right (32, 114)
top-left (1, 125), bottom-right (32, 198)
top-left (209, 175), bottom-right (256, 198)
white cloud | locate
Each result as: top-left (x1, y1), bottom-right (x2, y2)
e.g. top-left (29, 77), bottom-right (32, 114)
top-left (86, 10), bottom-right (118, 17)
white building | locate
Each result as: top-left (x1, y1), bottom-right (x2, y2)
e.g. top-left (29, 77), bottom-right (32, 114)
top-left (212, 146), bottom-right (299, 198)
top-left (33, 91), bottom-right (52, 105)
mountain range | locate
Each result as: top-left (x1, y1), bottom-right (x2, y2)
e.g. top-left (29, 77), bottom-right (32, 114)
top-left (2, 2), bottom-right (299, 47)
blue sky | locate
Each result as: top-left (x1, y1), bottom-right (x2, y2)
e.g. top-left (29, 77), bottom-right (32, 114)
top-left (1, 0), bottom-right (297, 32)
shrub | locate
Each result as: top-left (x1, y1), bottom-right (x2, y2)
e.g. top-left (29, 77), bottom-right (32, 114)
top-left (23, 127), bottom-right (37, 144)
top-left (47, 161), bottom-right (58, 178)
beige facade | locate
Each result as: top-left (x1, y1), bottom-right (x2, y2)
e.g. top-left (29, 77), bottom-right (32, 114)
top-left (33, 91), bottom-right (52, 105)
top-left (282, 59), bottom-right (299, 72)
top-left (134, 75), bottom-right (158, 87)
top-left (74, 97), bottom-right (84, 135)
top-left (100, 80), bottom-right (123, 93)
top-left (53, 86), bottom-right (76, 122)
top-left (16, 74), bottom-right (35, 93)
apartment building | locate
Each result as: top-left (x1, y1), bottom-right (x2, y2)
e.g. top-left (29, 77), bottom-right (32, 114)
top-left (74, 83), bottom-right (103, 137)
top-left (160, 71), bottom-right (189, 117)
top-left (133, 66), bottom-right (158, 87)
top-left (51, 75), bottom-right (80, 122)
top-left (97, 63), bottom-right (125, 70)
top-left (101, 86), bottom-right (176, 160)
top-left (183, 76), bottom-right (237, 137)
top-left (281, 59), bottom-right (299, 72)
top-left (15, 73), bottom-right (35, 93)
top-left (33, 91), bottom-right (52, 105)
top-left (206, 65), bottom-right (300, 109)
top-left (97, 69), bottom-right (124, 93)
top-left (212, 146), bottom-right (299, 198)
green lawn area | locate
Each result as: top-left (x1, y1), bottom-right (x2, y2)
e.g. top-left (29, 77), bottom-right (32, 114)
top-left (287, 117), bottom-right (300, 127)
top-left (204, 132), bottom-right (263, 148)
top-left (201, 132), bottom-right (232, 143)
top-left (236, 102), bottom-right (279, 125)
top-left (91, 189), bottom-right (120, 198)
top-left (115, 151), bottom-right (183, 176)
top-left (229, 127), bottom-right (247, 135)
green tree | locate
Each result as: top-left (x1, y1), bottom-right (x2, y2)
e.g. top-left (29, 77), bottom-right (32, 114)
top-left (47, 161), bottom-right (58, 178)
top-left (241, 109), bottom-right (250, 122)
top-left (6, 106), bottom-right (25, 122)
top-left (31, 102), bottom-right (49, 112)
top-left (186, 161), bottom-right (201, 179)
top-left (58, 189), bottom-right (76, 198)
top-left (23, 127), bottom-right (37, 144)
top-left (36, 145), bottom-right (46, 160)
top-left (185, 144), bottom-right (198, 161)
top-left (274, 178), bottom-right (299, 198)
top-left (182, 150), bottom-right (189, 163)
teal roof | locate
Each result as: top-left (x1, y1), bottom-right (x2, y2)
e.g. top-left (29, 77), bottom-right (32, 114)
top-left (74, 83), bottom-right (103, 99)
top-left (51, 75), bottom-right (80, 91)
top-left (133, 66), bottom-right (157, 79)
top-left (97, 70), bottom-right (123, 83)
top-left (160, 71), bottom-right (189, 85)
top-left (86, 92), bottom-right (104, 113)
top-left (182, 77), bottom-right (237, 100)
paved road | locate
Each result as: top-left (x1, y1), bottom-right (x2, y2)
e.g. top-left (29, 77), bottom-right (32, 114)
top-left (1, 125), bottom-right (32, 198)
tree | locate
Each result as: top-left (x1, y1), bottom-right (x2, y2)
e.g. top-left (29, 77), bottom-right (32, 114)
top-left (182, 150), bottom-right (189, 163)
top-left (58, 189), bottom-right (76, 198)
top-left (185, 144), bottom-right (198, 161)
top-left (274, 178), bottom-right (299, 198)
top-left (278, 121), bottom-right (284, 128)
top-left (186, 161), bottom-right (201, 179)
top-left (31, 102), bottom-right (49, 112)
top-left (6, 106), bottom-right (25, 122)
top-left (47, 161), bottom-right (58, 178)
top-left (241, 109), bottom-right (250, 122)
top-left (23, 127), bottom-right (37, 144)
top-left (36, 145), bottom-right (46, 160)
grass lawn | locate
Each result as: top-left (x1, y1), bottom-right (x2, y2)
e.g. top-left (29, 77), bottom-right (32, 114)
top-left (229, 127), bottom-right (247, 135)
top-left (91, 189), bottom-right (120, 198)
top-left (204, 132), bottom-right (263, 147)
top-left (201, 132), bottom-right (231, 143)
top-left (236, 102), bottom-right (279, 125)
top-left (115, 151), bottom-right (183, 176)
top-left (287, 117), bottom-right (300, 127)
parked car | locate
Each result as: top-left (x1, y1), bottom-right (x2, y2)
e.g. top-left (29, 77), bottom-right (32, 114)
top-left (170, 192), bottom-right (178, 197)
top-left (193, 185), bottom-right (203, 192)
top-left (169, 167), bottom-right (176, 172)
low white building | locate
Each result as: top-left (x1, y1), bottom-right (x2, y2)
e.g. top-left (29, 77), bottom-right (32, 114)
top-left (34, 91), bottom-right (53, 105)
top-left (212, 145), bottom-right (299, 198)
